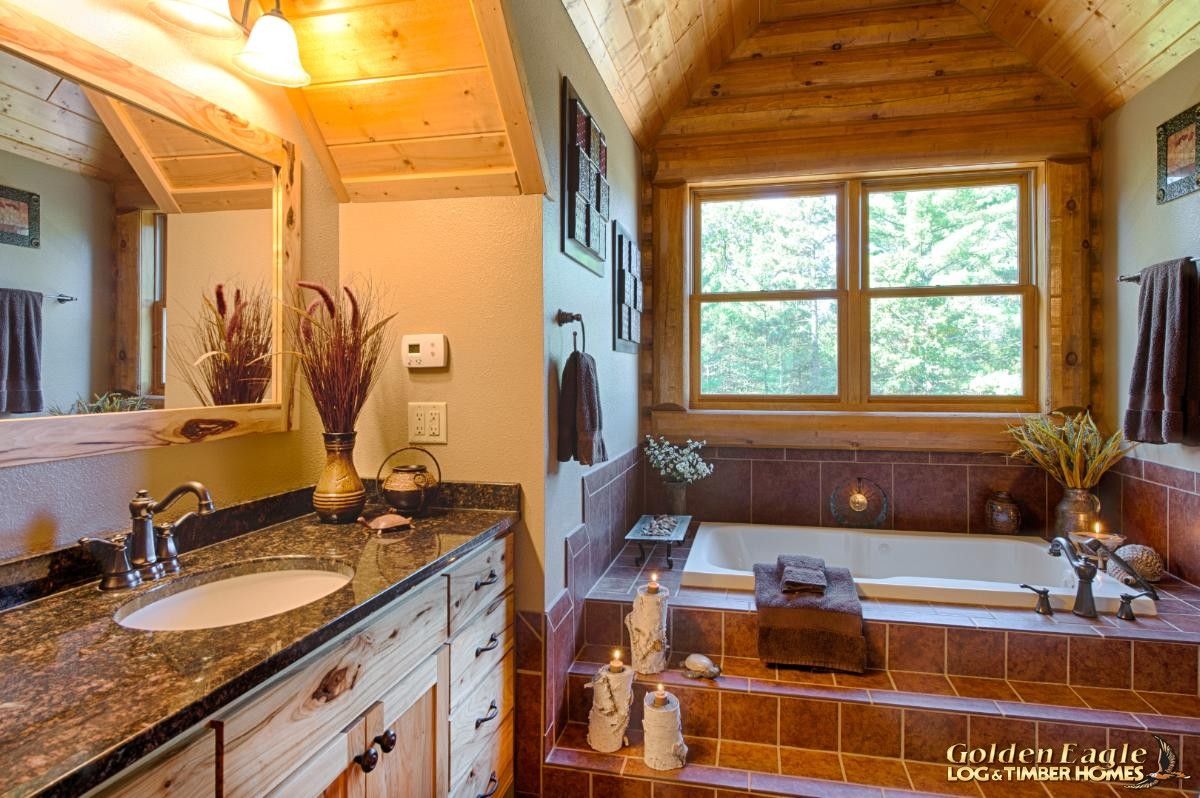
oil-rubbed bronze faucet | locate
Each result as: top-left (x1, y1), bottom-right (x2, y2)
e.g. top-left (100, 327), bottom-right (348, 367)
top-left (129, 482), bottom-right (215, 579)
top-left (1048, 536), bottom-right (1098, 618)
top-left (78, 534), bottom-right (141, 591)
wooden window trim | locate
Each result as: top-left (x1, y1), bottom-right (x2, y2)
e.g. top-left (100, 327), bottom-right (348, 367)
top-left (688, 170), bottom-right (1038, 413)
top-left (650, 160), bottom-right (1092, 451)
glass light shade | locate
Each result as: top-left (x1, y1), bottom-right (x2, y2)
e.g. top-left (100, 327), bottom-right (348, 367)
top-left (148, 0), bottom-right (243, 39)
top-left (234, 10), bottom-right (310, 88)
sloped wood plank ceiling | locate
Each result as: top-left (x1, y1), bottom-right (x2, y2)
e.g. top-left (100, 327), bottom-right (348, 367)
top-left (565, 0), bottom-right (1200, 162)
top-left (277, 0), bottom-right (545, 203)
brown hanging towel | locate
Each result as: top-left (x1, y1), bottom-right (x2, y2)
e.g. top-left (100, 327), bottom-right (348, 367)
top-left (1124, 257), bottom-right (1200, 445)
top-left (556, 350), bottom-right (608, 466)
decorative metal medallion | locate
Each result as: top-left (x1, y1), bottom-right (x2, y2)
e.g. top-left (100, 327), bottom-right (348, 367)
top-left (829, 477), bottom-right (889, 528)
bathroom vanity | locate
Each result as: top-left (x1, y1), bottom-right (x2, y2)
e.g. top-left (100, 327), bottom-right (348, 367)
top-left (0, 502), bottom-right (516, 798)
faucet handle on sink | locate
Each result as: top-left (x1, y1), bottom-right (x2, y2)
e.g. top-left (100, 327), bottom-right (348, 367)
top-left (153, 524), bottom-right (182, 575)
top-left (79, 534), bottom-right (142, 591)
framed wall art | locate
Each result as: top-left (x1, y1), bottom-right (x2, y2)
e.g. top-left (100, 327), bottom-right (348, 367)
top-left (612, 220), bottom-right (641, 353)
top-left (561, 77), bottom-right (609, 275)
top-left (1158, 103), bottom-right (1198, 204)
top-left (0, 185), bottom-right (40, 248)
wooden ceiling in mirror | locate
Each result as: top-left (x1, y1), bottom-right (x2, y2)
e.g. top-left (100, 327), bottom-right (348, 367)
top-left (0, 1), bottom-right (300, 468)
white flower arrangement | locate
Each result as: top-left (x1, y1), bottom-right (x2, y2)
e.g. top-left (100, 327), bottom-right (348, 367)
top-left (644, 435), bottom-right (714, 485)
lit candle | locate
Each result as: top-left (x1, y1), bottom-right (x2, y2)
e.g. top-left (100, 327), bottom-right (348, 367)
top-left (653, 683), bottom-right (667, 707)
top-left (1093, 521), bottom-right (1103, 536)
top-left (610, 649), bottom-right (624, 673)
top-left (647, 572), bottom-right (660, 594)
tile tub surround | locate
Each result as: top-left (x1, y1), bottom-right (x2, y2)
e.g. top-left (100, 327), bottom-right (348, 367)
top-left (0, 504), bottom-right (517, 797)
top-left (515, 446), bottom-right (643, 797)
top-left (644, 446), bottom-right (1131, 539)
top-left (0, 479), bottom-right (521, 612)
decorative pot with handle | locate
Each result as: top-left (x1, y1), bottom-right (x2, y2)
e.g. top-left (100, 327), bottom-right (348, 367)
top-left (375, 447), bottom-right (442, 517)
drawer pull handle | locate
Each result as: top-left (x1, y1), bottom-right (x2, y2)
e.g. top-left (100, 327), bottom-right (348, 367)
top-left (474, 700), bottom-right (499, 729)
top-left (474, 569), bottom-right (499, 591)
top-left (476, 772), bottom-right (500, 798)
top-left (355, 746), bottom-right (379, 774)
top-left (475, 632), bottom-right (500, 658)
top-left (374, 729), bottom-right (397, 754)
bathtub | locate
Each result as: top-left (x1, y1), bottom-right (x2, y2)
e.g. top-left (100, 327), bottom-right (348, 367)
top-left (681, 522), bottom-right (1156, 615)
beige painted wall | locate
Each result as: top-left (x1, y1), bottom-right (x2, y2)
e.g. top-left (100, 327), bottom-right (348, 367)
top-left (0, 0), bottom-right (339, 562)
top-left (1102, 49), bottom-right (1200, 471)
top-left (509, 0), bottom-right (643, 609)
top-left (0, 148), bottom-right (114, 415)
top-left (340, 194), bottom-right (546, 612)
top-left (164, 208), bottom-right (275, 408)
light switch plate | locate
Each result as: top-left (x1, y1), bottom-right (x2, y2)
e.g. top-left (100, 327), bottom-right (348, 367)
top-left (408, 402), bottom-right (447, 444)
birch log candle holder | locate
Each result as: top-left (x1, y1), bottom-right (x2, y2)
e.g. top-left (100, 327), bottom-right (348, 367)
top-left (625, 574), bottom-right (669, 675)
top-left (585, 650), bottom-right (635, 753)
top-left (642, 685), bottom-right (688, 771)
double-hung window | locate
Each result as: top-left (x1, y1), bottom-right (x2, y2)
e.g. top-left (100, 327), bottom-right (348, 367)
top-left (691, 171), bottom-right (1036, 412)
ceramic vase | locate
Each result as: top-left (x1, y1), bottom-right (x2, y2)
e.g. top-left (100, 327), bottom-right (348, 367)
top-left (313, 431), bottom-right (366, 523)
top-left (1054, 488), bottom-right (1100, 537)
top-left (985, 491), bottom-right (1022, 534)
top-left (664, 482), bottom-right (687, 516)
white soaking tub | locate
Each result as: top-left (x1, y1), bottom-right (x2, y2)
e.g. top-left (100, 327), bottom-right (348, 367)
top-left (681, 522), bottom-right (1156, 615)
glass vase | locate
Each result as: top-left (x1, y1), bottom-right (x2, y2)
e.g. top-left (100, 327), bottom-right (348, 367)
top-left (664, 481), bottom-right (687, 516)
top-left (313, 431), bottom-right (366, 523)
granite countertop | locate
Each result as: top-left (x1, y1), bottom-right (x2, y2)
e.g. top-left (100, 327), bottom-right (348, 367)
top-left (0, 506), bottom-right (516, 798)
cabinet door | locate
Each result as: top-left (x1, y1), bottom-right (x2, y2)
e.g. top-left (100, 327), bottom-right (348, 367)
top-left (365, 653), bottom-right (443, 798)
top-left (267, 717), bottom-right (365, 798)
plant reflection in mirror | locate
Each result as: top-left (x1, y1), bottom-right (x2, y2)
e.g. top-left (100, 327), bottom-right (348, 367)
top-left (49, 391), bottom-right (151, 415)
top-left (175, 283), bottom-right (273, 406)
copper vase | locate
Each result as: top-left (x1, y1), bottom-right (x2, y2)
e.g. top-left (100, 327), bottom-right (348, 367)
top-left (313, 432), bottom-right (366, 523)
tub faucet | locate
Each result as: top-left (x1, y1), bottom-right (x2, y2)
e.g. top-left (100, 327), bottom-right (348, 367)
top-left (129, 482), bottom-right (215, 578)
top-left (1048, 536), bottom-right (1098, 618)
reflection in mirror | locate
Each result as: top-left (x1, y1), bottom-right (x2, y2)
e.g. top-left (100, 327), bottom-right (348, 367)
top-left (0, 49), bottom-right (275, 418)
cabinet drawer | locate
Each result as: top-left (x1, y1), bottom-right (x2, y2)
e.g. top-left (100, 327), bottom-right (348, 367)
top-left (448, 591), bottom-right (513, 709)
top-left (448, 652), bottom-right (513, 785)
top-left (88, 727), bottom-right (215, 798)
top-left (450, 715), bottom-right (512, 798)
top-left (446, 536), bottom-right (511, 636)
top-left (218, 577), bottom-right (447, 797)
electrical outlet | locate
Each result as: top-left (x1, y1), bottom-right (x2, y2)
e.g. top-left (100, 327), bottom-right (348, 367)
top-left (408, 402), bottom-right (447, 444)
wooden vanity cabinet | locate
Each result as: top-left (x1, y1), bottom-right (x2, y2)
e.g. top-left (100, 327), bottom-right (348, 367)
top-left (84, 533), bottom-right (514, 798)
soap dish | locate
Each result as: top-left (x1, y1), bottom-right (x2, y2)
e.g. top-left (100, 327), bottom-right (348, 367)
top-left (357, 509), bottom-right (413, 533)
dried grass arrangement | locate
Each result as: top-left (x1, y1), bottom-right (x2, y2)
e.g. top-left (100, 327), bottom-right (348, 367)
top-left (175, 283), bottom-right (273, 406)
top-left (1008, 411), bottom-right (1133, 489)
top-left (291, 280), bottom-right (394, 434)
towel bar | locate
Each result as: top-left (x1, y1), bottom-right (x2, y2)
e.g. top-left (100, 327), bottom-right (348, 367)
top-left (1119, 255), bottom-right (1200, 284)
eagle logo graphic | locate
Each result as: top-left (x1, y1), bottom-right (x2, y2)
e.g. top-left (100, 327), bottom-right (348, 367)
top-left (1126, 735), bottom-right (1190, 789)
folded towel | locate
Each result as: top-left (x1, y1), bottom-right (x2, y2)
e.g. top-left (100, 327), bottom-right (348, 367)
top-left (556, 350), bottom-right (608, 466)
top-left (777, 554), bottom-right (826, 594)
top-left (1124, 257), bottom-right (1200, 444)
top-left (754, 562), bottom-right (865, 673)
top-left (0, 288), bottom-right (42, 414)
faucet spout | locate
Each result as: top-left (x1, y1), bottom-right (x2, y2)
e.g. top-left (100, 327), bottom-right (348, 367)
top-left (151, 481), bottom-right (215, 517)
top-left (1048, 536), bottom-right (1098, 618)
top-left (128, 482), bottom-right (215, 580)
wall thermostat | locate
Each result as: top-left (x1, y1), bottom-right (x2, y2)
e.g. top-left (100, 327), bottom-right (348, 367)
top-left (402, 334), bottom-right (447, 368)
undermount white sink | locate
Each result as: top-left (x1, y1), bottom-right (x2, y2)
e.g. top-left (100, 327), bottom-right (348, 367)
top-left (116, 558), bottom-right (354, 632)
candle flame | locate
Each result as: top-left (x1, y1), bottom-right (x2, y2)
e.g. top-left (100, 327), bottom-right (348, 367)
top-left (651, 572), bottom-right (659, 581)
top-left (657, 683), bottom-right (664, 692)
top-left (612, 649), bottom-right (622, 661)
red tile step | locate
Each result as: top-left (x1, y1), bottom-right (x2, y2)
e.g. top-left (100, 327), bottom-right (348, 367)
top-left (556, 655), bottom-right (1200, 797)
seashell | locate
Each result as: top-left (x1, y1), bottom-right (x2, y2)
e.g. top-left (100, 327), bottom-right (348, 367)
top-left (357, 512), bottom-right (412, 532)
top-left (1112, 544), bottom-right (1165, 583)
top-left (682, 653), bottom-right (721, 680)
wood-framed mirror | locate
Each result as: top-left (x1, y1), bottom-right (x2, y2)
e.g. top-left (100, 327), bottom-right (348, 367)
top-left (0, 4), bottom-right (300, 468)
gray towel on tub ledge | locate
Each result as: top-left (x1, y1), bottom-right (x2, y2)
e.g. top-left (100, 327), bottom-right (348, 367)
top-left (777, 554), bottom-right (827, 594)
top-left (754, 562), bottom-right (865, 674)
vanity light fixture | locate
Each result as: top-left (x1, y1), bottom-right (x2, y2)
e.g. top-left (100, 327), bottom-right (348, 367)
top-left (234, 1), bottom-right (311, 87)
top-left (148, 0), bottom-right (244, 39)
top-left (148, 0), bottom-right (310, 88)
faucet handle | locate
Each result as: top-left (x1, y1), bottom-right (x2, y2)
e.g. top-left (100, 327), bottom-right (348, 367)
top-left (79, 534), bottom-right (142, 591)
top-left (1019, 584), bottom-right (1054, 616)
top-left (153, 524), bottom-right (181, 574)
top-left (1116, 591), bottom-right (1154, 622)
